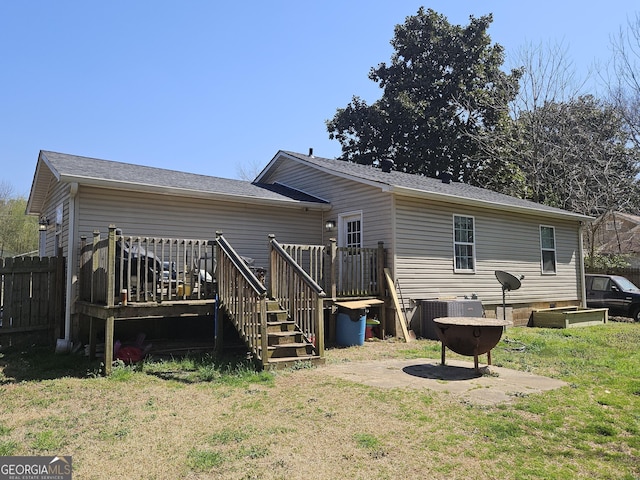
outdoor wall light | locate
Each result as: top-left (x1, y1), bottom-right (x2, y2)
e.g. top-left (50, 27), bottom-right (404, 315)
top-left (325, 220), bottom-right (336, 232)
top-left (39, 216), bottom-right (50, 230)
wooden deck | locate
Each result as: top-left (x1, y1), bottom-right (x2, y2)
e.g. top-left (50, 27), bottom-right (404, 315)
top-left (76, 226), bottom-right (392, 373)
top-left (76, 299), bottom-right (217, 374)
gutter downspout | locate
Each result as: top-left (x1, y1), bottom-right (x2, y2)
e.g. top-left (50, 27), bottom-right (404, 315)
top-left (578, 221), bottom-right (587, 307)
top-left (59, 182), bottom-right (78, 352)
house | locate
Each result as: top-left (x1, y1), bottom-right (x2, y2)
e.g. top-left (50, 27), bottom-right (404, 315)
top-left (257, 151), bottom-right (592, 321)
top-left (586, 211), bottom-right (640, 267)
top-left (27, 149), bottom-right (592, 364)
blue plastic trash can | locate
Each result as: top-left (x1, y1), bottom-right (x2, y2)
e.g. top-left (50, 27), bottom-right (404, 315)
top-left (336, 308), bottom-right (366, 346)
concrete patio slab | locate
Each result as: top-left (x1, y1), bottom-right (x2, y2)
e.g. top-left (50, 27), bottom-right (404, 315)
top-left (313, 358), bottom-right (567, 405)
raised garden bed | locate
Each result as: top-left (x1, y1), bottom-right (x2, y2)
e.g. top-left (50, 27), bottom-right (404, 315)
top-left (531, 306), bottom-right (608, 328)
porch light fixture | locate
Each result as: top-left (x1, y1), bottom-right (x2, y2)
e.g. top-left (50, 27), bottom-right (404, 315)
top-left (325, 220), bottom-right (336, 232)
top-left (39, 216), bottom-right (50, 231)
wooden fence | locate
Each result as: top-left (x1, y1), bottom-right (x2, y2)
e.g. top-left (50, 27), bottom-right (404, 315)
top-left (0, 255), bottom-right (65, 341)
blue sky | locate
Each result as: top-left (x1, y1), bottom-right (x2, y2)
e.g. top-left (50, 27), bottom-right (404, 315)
top-left (1, 1), bottom-right (638, 196)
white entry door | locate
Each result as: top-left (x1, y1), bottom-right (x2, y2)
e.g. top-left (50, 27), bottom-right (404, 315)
top-left (338, 212), bottom-right (363, 293)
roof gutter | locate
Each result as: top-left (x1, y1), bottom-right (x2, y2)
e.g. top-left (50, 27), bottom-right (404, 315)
top-left (57, 175), bottom-right (331, 211)
top-left (387, 185), bottom-right (593, 222)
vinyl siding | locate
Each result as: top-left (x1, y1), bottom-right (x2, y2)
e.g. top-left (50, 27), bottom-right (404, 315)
top-left (76, 185), bottom-right (323, 270)
top-left (394, 196), bottom-right (582, 306)
top-left (261, 159), bottom-right (394, 249)
top-left (41, 182), bottom-right (71, 257)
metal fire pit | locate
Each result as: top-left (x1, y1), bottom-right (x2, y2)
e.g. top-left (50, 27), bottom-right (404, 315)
top-left (433, 317), bottom-right (511, 373)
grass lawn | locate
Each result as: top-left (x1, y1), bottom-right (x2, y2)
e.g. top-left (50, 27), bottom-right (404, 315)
top-left (0, 322), bottom-right (638, 479)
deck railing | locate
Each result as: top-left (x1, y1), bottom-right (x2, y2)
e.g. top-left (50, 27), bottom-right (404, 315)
top-left (215, 233), bottom-right (268, 364)
top-left (79, 225), bottom-right (215, 305)
top-left (269, 235), bottom-right (325, 355)
top-left (280, 239), bottom-right (386, 298)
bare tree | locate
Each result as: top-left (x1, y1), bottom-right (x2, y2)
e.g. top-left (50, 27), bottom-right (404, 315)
top-left (470, 41), bottom-right (639, 271)
top-left (508, 42), bottom-right (590, 204)
top-left (608, 12), bottom-right (640, 149)
top-left (467, 41), bottom-right (587, 197)
top-left (235, 158), bottom-right (263, 181)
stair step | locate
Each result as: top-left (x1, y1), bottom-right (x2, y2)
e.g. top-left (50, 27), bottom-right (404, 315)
top-left (267, 342), bottom-right (309, 350)
top-left (267, 320), bottom-right (296, 332)
top-left (266, 301), bottom-right (284, 312)
top-left (265, 342), bottom-right (314, 358)
top-left (266, 312), bottom-right (289, 322)
top-left (267, 331), bottom-right (303, 346)
top-left (266, 356), bottom-right (325, 370)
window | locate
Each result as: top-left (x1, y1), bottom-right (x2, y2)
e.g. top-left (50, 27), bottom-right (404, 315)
top-left (605, 220), bottom-right (621, 231)
top-left (345, 218), bottom-right (361, 248)
top-left (453, 215), bottom-right (475, 272)
top-left (591, 277), bottom-right (611, 292)
top-left (540, 226), bottom-right (556, 274)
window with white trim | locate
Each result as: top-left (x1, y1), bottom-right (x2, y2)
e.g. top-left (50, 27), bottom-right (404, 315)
top-left (453, 215), bottom-right (475, 272)
top-left (540, 225), bottom-right (557, 274)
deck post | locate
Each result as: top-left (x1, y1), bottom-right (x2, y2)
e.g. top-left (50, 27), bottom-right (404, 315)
top-left (88, 315), bottom-right (97, 360)
top-left (268, 234), bottom-right (276, 299)
top-left (214, 232), bottom-right (224, 355)
top-left (316, 296), bottom-right (325, 358)
top-left (104, 314), bottom-right (115, 375)
top-left (102, 226), bottom-right (118, 375)
top-left (79, 236), bottom-right (87, 301)
top-left (107, 225), bottom-right (117, 308)
top-left (377, 241), bottom-right (387, 338)
top-left (91, 231), bottom-right (100, 304)
top-left (328, 238), bottom-right (337, 300)
top-left (259, 296), bottom-right (269, 368)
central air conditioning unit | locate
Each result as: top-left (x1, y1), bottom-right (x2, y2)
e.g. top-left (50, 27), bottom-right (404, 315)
top-left (416, 299), bottom-right (484, 340)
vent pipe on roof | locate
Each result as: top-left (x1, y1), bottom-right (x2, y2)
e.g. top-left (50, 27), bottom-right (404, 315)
top-left (308, 148), bottom-right (314, 157)
top-left (381, 158), bottom-right (395, 173)
top-left (440, 172), bottom-right (452, 184)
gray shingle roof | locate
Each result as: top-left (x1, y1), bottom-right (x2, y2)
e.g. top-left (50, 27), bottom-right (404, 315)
top-left (39, 151), bottom-right (327, 205)
top-left (280, 151), bottom-right (590, 220)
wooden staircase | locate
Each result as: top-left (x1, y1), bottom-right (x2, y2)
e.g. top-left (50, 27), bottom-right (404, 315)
top-left (215, 233), bottom-right (326, 371)
top-left (260, 300), bottom-right (324, 369)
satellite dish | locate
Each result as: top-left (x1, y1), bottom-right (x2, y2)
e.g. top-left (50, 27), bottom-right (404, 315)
top-left (495, 271), bottom-right (523, 292)
top-left (495, 271), bottom-right (524, 321)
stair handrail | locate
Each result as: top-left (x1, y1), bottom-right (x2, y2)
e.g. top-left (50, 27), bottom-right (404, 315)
top-left (269, 234), bottom-right (326, 358)
top-left (269, 237), bottom-right (326, 297)
top-left (215, 232), bottom-right (268, 366)
top-left (216, 233), bottom-right (267, 296)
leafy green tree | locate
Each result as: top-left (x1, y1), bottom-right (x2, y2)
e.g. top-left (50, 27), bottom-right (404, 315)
top-left (326, 8), bottom-right (522, 182)
top-left (0, 182), bottom-right (39, 257)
